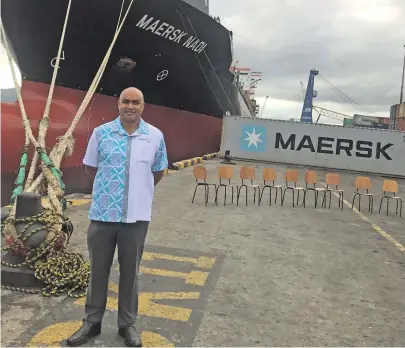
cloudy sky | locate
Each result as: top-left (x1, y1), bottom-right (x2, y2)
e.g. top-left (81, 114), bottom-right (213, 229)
top-left (1, 0), bottom-right (404, 124)
top-left (209, 0), bottom-right (405, 123)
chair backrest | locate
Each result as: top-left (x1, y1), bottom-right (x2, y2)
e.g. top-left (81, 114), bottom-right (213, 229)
top-left (263, 168), bottom-right (277, 182)
top-left (285, 169), bottom-right (299, 183)
top-left (217, 166), bottom-right (233, 180)
top-left (382, 179), bottom-right (398, 194)
top-left (355, 176), bottom-right (371, 190)
top-left (240, 166), bottom-right (255, 180)
top-left (325, 173), bottom-right (341, 187)
top-left (305, 170), bottom-right (317, 185)
top-left (193, 165), bottom-right (207, 180)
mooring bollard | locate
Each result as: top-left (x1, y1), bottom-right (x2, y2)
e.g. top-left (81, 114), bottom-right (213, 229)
top-left (2, 193), bottom-right (51, 290)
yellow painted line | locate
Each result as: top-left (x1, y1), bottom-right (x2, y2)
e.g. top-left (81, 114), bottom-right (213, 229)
top-left (27, 321), bottom-right (174, 347)
top-left (3, 197), bottom-right (91, 209)
top-left (75, 290), bottom-right (200, 322)
top-left (320, 183), bottom-right (405, 253)
top-left (139, 266), bottom-right (209, 286)
top-left (142, 252), bottom-right (216, 269)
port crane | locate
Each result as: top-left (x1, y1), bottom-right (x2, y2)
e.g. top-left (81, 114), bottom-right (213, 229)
top-left (299, 69), bottom-right (372, 124)
top-left (299, 80), bottom-right (351, 123)
top-left (259, 95), bottom-right (269, 118)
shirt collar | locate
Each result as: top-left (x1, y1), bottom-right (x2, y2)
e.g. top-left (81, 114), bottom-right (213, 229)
top-left (112, 116), bottom-right (149, 136)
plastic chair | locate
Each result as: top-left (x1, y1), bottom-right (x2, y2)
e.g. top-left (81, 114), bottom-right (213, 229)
top-left (281, 169), bottom-right (305, 207)
top-left (379, 179), bottom-right (402, 217)
top-left (351, 176), bottom-right (373, 213)
top-left (237, 166), bottom-right (260, 206)
top-left (191, 165), bottom-right (216, 206)
top-left (302, 170), bottom-right (326, 208)
top-left (215, 166), bottom-right (238, 205)
top-left (321, 173), bottom-right (344, 210)
top-left (259, 168), bottom-right (283, 206)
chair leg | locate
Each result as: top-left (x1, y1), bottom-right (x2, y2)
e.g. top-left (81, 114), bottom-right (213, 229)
top-left (192, 184), bottom-right (199, 203)
top-left (302, 190), bottom-right (307, 208)
top-left (204, 185), bottom-right (208, 206)
top-left (315, 190), bottom-right (318, 208)
top-left (340, 192), bottom-right (343, 210)
top-left (352, 193), bottom-right (358, 210)
top-left (379, 197), bottom-right (384, 213)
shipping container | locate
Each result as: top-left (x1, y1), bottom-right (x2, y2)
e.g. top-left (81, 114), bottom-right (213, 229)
top-left (390, 103), bottom-right (405, 130)
top-left (353, 114), bottom-right (379, 127)
top-left (343, 118), bottom-right (353, 127)
top-left (378, 117), bottom-right (390, 125)
top-left (371, 122), bottom-right (389, 129)
top-left (220, 116), bottom-right (405, 177)
top-left (399, 118), bottom-right (405, 131)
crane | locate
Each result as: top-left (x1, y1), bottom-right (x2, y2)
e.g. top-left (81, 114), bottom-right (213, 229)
top-left (260, 95), bottom-right (269, 118)
top-left (299, 72), bottom-right (352, 124)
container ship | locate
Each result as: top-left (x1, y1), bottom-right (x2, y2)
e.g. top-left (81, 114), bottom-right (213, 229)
top-left (0, 0), bottom-right (258, 205)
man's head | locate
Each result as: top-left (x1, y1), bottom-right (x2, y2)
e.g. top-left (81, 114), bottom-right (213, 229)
top-left (118, 87), bottom-right (145, 124)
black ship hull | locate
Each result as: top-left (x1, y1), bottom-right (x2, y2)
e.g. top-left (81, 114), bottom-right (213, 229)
top-left (1, 0), bottom-right (253, 118)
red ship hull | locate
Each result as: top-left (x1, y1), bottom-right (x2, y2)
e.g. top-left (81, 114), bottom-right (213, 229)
top-left (1, 81), bottom-right (222, 205)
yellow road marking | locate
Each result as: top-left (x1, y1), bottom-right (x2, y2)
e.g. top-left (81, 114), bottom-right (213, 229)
top-left (75, 290), bottom-right (200, 322)
top-left (139, 266), bottom-right (209, 286)
top-left (3, 198), bottom-right (90, 209)
top-left (142, 252), bottom-right (216, 269)
top-left (320, 183), bottom-right (405, 253)
top-left (27, 321), bottom-right (174, 347)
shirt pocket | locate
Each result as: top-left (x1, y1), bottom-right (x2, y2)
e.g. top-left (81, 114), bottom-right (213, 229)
top-left (132, 137), bottom-right (155, 163)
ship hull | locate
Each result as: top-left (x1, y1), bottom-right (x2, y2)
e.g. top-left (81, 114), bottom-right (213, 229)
top-left (0, 0), bottom-right (254, 205)
top-left (1, 81), bottom-right (222, 205)
top-left (1, 0), bottom-right (252, 118)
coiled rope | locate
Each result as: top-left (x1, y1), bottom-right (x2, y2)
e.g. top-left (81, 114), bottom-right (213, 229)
top-left (1, 0), bottom-right (134, 297)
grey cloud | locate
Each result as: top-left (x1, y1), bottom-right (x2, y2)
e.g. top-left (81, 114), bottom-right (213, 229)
top-left (210, 0), bottom-right (405, 114)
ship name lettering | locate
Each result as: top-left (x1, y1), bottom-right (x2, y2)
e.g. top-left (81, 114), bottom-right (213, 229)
top-left (136, 14), bottom-right (207, 53)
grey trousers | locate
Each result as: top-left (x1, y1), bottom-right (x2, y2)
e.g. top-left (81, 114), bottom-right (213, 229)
top-left (84, 220), bottom-right (149, 328)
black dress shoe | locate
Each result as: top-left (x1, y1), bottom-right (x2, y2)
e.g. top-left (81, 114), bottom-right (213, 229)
top-left (66, 320), bottom-right (101, 346)
top-left (118, 326), bottom-right (142, 347)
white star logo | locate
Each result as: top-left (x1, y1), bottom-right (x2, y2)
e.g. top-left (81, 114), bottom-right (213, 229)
top-left (243, 128), bottom-right (263, 148)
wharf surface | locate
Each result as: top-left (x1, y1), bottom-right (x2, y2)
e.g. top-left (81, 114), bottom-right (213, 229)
top-left (1, 158), bottom-right (405, 347)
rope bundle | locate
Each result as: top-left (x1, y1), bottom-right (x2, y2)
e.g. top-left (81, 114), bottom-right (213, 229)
top-left (1, 0), bottom-right (135, 297)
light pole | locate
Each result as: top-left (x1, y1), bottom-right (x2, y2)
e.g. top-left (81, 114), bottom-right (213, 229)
top-left (400, 44), bottom-right (405, 104)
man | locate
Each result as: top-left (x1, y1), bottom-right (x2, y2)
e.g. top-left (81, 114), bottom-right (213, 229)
top-left (67, 87), bottom-right (168, 347)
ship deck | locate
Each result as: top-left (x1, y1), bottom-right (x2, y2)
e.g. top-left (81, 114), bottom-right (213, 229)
top-left (2, 158), bottom-right (405, 347)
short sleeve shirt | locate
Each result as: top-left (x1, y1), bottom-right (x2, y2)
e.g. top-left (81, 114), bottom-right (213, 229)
top-left (83, 117), bottom-right (168, 223)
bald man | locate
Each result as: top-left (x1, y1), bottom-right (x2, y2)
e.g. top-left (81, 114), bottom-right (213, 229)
top-left (67, 87), bottom-right (168, 347)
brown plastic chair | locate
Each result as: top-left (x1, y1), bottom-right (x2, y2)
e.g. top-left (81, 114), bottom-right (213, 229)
top-left (215, 166), bottom-right (238, 205)
top-left (351, 176), bottom-right (373, 213)
top-left (321, 173), bottom-right (344, 210)
top-left (302, 170), bottom-right (326, 208)
top-left (259, 168), bottom-right (283, 206)
top-left (192, 165), bottom-right (216, 206)
top-left (379, 179), bottom-right (402, 217)
top-left (237, 166), bottom-right (260, 206)
top-left (281, 169), bottom-right (305, 207)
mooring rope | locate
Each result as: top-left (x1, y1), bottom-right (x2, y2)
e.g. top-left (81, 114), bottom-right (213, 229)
top-left (26, 0), bottom-right (134, 195)
top-left (1, 0), bottom-right (134, 297)
top-left (24, 0), bottom-right (73, 192)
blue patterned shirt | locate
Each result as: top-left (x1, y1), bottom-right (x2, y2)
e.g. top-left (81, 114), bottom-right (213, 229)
top-left (83, 117), bottom-right (168, 223)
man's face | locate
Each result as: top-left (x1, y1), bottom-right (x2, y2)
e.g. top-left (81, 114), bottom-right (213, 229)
top-left (118, 89), bottom-right (144, 124)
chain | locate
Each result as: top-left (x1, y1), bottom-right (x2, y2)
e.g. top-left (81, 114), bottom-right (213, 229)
top-left (1, 209), bottom-right (90, 298)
